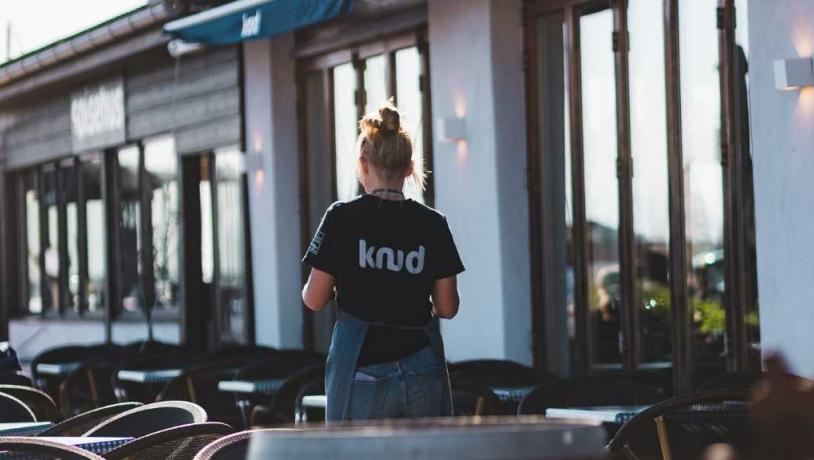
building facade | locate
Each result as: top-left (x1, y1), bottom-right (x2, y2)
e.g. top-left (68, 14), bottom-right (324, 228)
top-left (4, 0), bottom-right (807, 393)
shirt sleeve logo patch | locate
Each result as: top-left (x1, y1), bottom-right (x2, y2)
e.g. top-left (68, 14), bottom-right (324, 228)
top-left (308, 230), bottom-right (325, 255)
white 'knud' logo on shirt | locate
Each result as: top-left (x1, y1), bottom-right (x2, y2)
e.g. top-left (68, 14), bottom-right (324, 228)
top-left (359, 239), bottom-right (425, 274)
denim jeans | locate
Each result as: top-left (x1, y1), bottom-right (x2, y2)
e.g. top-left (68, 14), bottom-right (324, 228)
top-left (347, 346), bottom-right (443, 420)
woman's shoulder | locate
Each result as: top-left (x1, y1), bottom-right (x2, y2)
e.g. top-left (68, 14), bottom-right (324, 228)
top-left (407, 200), bottom-right (449, 225)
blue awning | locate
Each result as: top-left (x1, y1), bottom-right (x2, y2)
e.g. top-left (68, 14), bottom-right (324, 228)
top-left (164, 0), bottom-right (354, 45)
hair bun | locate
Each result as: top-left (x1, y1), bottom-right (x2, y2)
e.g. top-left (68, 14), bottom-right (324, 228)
top-left (378, 99), bottom-right (400, 135)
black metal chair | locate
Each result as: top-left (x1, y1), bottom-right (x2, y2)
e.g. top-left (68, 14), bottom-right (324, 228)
top-left (38, 402), bottom-right (143, 437)
top-left (448, 359), bottom-right (553, 388)
top-left (0, 437), bottom-right (104, 460)
top-left (84, 401), bottom-right (208, 438)
top-left (252, 364), bottom-right (325, 426)
top-left (0, 372), bottom-right (33, 386)
top-left (0, 384), bottom-right (60, 421)
top-left (30, 344), bottom-right (121, 401)
top-left (59, 355), bottom-right (125, 416)
top-left (0, 391), bottom-right (36, 422)
top-left (230, 350), bottom-right (325, 426)
top-left (606, 389), bottom-right (752, 460)
top-left (103, 422), bottom-right (234, 460)
top-left (156, 351), bottom-right (278, 428)
top-left (193, 429), bottom-right (299, 460)
top-left (696, 371), bottom-right (765, 392)
top-left (517, 375), bottom-right (663, 416)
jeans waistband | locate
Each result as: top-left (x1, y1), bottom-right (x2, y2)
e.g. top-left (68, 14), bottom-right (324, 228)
top-left (356, 346), bottom-right (438, 376)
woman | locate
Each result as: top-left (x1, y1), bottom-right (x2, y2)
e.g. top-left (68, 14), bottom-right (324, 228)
top-left (301, 99), bottom-right (464, 421)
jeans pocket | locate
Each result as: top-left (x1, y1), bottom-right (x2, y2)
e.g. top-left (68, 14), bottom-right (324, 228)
top-left (411, 367), bottom-right (443, 417)
top-left (348, 375), bottom-right (389, 420)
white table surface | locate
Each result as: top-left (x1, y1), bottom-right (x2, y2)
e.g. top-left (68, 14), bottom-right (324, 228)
top-left (301, 395), bottom-right (327, 409)
top-left (490, 386), bottom-right (536, 401)
top-left (545, 405), bottom-right (649, 423)
top-left (117, 368), bottom-right (183, 383)
top-left (218, 378), bottom-right (285, 394)
top-left (0, 422), bottom-right (53, 436)
top-left (36, 362), bottom-right (82, 376)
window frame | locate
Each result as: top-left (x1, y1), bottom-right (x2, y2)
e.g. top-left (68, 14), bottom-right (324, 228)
top-left (523, 0), bottom-right (758, 392)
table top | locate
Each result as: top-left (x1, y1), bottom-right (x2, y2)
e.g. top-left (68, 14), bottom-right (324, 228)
top-left (117, 368), bottom-right (183, 383)
top-left (301, 395), bottom-right (327, 408)
top-left (545, 405), bottom-right (649, 424)
top-left (218, 378), bottom-right (285, 394)
top-left (248, 416), bottom-right (606, 459)
top-left (36, 362), bottom-right (82, 376)
top-left (0, 437), bottom-right (132, 460)
top-left (0, 422), bottom-right (53, 437)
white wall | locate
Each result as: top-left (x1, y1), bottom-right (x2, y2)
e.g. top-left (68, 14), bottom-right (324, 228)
top-left (748, 0), bottom-right (814, 375)
top-left (243, 35), bottom-right (304, 348)
top-left (428, 0), bottom-right (532, 365)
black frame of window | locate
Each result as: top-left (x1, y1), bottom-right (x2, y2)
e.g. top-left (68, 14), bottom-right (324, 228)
top-left (523, 0), bottom-right (758, 393)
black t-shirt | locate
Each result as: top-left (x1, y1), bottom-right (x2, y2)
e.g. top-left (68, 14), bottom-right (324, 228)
top-left (302, 194), bottom-right (465, 366)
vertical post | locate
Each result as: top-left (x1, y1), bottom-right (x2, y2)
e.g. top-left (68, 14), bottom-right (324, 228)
top-left (102, 150), bottom-right (118, 344)
top-left (418, 33), bottom-right (436, 207)
top-left (717, 0), bottom-right (748, 372)
top-left (76, 157), bottom-right (89, 314)
top-left (613, 0), bottom-right (638, 372)
top-left (566, 5), bottom-right (590, 376)
top-left (664, 0), bottom-right (693, 393)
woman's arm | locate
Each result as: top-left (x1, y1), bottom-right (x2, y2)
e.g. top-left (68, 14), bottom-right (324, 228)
top-left (302, 268), bottom-right (336, 311)
top-left (431, 276), bottom-right (460, 319)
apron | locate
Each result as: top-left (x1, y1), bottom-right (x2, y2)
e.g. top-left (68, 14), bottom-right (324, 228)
top-left (325, 308), bottom-right (453, 421)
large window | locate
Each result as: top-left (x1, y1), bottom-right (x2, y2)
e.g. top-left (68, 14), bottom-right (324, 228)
top-left (526, 0), bottom-right (757, 392)
top-left (14, 154), bottom-right (106, 317)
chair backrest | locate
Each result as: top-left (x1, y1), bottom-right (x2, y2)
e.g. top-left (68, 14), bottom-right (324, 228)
top-left (157, 364), bottom-right (247, 428)
top-left (0, 437), bottom-right (104, 460)
top-left (103, 422), bottom-right (233, 460)
top-left (696, 371), bottom-right (764, 392)
top-left (0, 384), bottom-right (59, 422)
top-left (193, 429), bottom-right (298, 460)
top-left (0, 372), bottom-right (32, 387)
top-left (517, 376), bottom-right (662, 415)
top-left (38, 402), bottom-right (143, 437)
top-left (84, 401), bottom-right (208, 438)
top-left (449, 359), bottom-right (554, 388)
top-left (260, 364), bottom-right (325, 425)
top-left (607, 389), bottom-right (752, 459)
top-left (233, 351), bottom-right (325, 381)
top-left (0, 391), bottom-right (36, 422)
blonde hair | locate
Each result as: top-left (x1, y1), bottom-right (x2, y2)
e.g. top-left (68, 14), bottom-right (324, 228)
top-left (358, 99), bottom-right (426, 191)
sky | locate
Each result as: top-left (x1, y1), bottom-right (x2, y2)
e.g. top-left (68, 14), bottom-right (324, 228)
top-left (0, 0), bottom-right (147, 63)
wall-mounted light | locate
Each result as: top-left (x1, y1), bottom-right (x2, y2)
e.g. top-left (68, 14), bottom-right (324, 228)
top-left (774, 57), bottom-right (814, 91)
top-left (436, 117), bottom-right (466, 143)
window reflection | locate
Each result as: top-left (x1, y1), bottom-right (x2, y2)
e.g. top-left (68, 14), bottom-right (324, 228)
top-left (215, 147), bottom-right (247, 342)
top-left (395, 47), bottom-right (426, 202)
top-left (333, 62), bottom-right (359, 201)
top-left (24, 176), bottom-right (42, 314)
top-left (679, 0), bottom-right (727, 377)
top-left (629, 0), bottom-right (672, 365)
top-left (42, 168), bottom-right (60, 312)
top-left (144, 136), bottom-right (179, 310)
top-left (117, 145), bottom-right (142, 313)
top-left (580, 9), bottom-right (621, 368)
top-left (81, 154), bottom-right (106, 312)
top-left (364, 54), bottom-right (387, 114)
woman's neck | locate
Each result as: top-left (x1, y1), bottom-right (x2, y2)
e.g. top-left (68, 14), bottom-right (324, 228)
top-left (364, 181), bottom-right (405, 201)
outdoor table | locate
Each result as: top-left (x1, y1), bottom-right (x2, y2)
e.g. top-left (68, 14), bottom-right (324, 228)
top-left (490, 386), bottom-right (536, 402)
top-left (35, 362), bottom-right (82, 376)
top-left (0, 437), bottom-right (132, 459)
top-left (301, 395), bottom-right (327, 409)
top-left (117, 368), bottom-right (183, 384)
top-left (545, 405), bottom-right (650, 424)
top-left (248, 416), bottom-right (606, 459)
top-left (217, 378), bottom-right (285, 395)
top-left (0, 423), bottom-right (52, 437)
